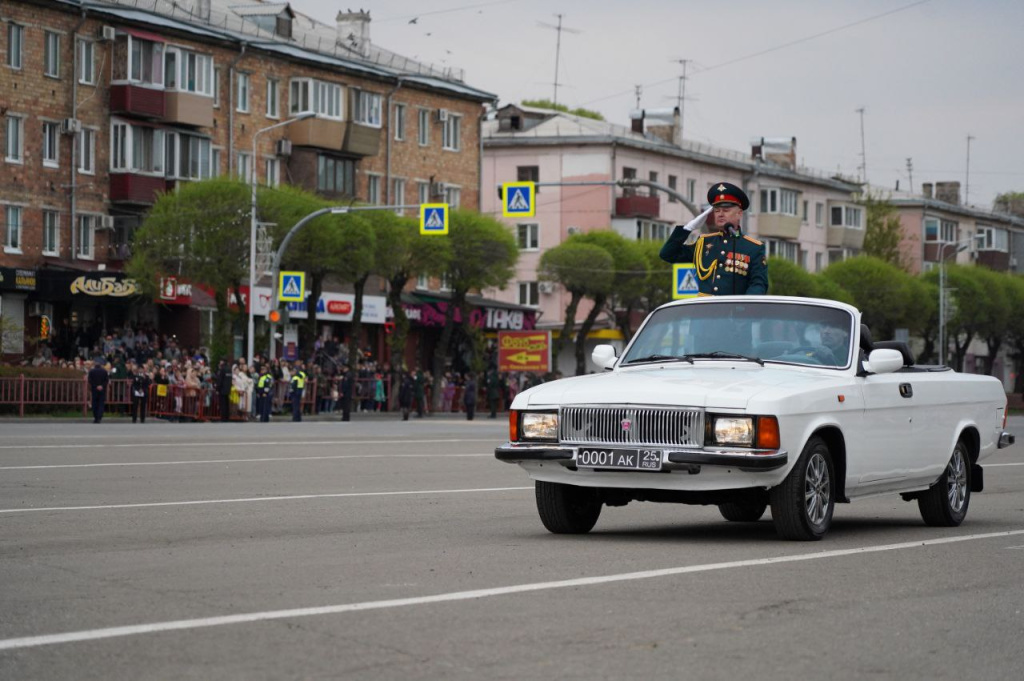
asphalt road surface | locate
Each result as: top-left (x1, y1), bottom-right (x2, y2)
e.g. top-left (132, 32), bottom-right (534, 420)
top-left (1, 415), bottom-right (1022, 680)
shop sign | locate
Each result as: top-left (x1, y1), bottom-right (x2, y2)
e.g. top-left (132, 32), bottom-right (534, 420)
top-left (69, 275), bottom-right (139, 297)
top-left (250, 286), bottom-right (387, 324)
top-left (158, 277), bottom-right (193, 305)
top-left (401, 301), bottom-right (536, 330)
top-left (0, 267), bottom-right (37, 292)
top-left (498, 331), bottom-right (550, 373)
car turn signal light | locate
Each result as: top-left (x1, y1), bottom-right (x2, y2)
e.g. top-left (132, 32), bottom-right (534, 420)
top-left (509, 410), bottom-right (519, 442)
top-left (756, 416), bottom-right (780, 450)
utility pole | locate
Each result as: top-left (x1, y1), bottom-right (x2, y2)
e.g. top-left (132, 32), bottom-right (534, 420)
top-left (856, 107), bottom-right (867, 185)
top-left (965, 134), bottom-right (975, 206)
top-left (906, 157), bottom-right (914, 194)
top-left (538, 14), bottom-right (580, 107)
top-left (634, 84), bottom-right (642, 109)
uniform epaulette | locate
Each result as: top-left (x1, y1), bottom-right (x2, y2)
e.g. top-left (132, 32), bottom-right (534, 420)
top-left (743, 235), bottom-right (763, 246)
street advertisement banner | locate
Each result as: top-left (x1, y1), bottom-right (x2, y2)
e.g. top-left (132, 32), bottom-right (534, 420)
top-left (498, 330), bottom-right (551, 373)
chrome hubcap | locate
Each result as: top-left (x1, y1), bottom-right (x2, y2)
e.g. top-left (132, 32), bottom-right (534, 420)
top-left (946, 447), bottom-right (968, 513)
top-left (804, 452), bottom-right (831, 525)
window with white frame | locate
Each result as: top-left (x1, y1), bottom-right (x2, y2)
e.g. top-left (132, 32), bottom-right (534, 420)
top-left (444, 185), bottom-right (461, 208)
top-left (79, 128), bottom-right (95, 173)
top-left (760, 187), bottom-right (799, 216)
top-left (518, 282), bottom-right (539, 307)
top-left (442, 114), bottom-right (461, 151)
top-left (111, 121), bottom-right (165, 174)
top-left (815, 202), bottom-right (824, 227)
top-left (418, 181), bottom-right (430, 205)
top-left (165, 47), bottom-right (213, 96)
top-left (316, 154), bottom-right (355, 195)
top-left (211, 148), bottom-right (221, 177)
top-left (6, 22), bottom-right (23, 69)
top-left (42, 121), bottom-right (60, 167)
top-left (44, 31), bottom-right (60, 77)
top-left (976, 225), bottom-right (1008, 251)
top-left (764, 238), bottom-right (799, 263)
top-left (802, 200), bottom-right (808, 222)
top-left (354, 90), bottom-right (382, 127)
top-left (264, 158), bottom-right (279, 187)
top-left (667, 175), bottom-right (678, 202)
top-left (687, 178), bottom-right (696, 203)
top-left (43, 210), bottom-right (60, 255)
top-left (439, 272), bottom-right (452, 292)
top-left (394, 103), bottom-right (405, 140)
top-left (289, 78), bottom-right (343, 119)
top-left (236, 73), bottom-right (250, 112)
top-left (418, 109), bottom-right (430, 146)
top-left (127, 36), bottom-right (163, 85)
top-left (392, 178), bottom-right (405, 213)
top-left (77, 214), bottom-right (95, 259)
top-left (815, 252), bottom-right (823, 272)
top-left (266, 78), bottom-right (279, 118)
top-left (368, 175), bottom-right (381, 204)
top-left (648, 171), bottom-right (658, 196)
top-left (416, 274), bottom-right (429, 290)
top-left (4, 205), bottom-right (22, 252)
top-left (830, 205), bottom-right (863, 229)
top-left (78, 39), bottom-right (95, 85)
top-left (236, 151), bottom-right (251, 182)
top-left (5, 115), bottom-right (24, 162)
top-left (213, 66), bottom-right (221, 107)
top-left (517, 223), bottom-right (539, 250)
top-left (923, 217), bottom-right (958, 243)
top-left (636, 219), bottom-right (669, 241)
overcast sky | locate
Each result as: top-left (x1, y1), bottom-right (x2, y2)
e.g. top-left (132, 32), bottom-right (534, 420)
top-left (287, 0), bottom-right (1023, 210)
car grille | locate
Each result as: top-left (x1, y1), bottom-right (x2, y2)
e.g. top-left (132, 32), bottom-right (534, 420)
top-left (559, 407), bottom-right (704, 448)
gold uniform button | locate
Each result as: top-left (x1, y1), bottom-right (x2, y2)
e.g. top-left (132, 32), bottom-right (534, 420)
top-left (713, 286), bottom-right (719, 291)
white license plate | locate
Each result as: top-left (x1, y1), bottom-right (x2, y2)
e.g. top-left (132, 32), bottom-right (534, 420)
top-left (576, 448), bottom-right (663, 471)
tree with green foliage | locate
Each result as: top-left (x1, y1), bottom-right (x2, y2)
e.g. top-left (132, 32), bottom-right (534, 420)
top-left (994, 191), bottom-right (1024, 217)
top-left (429, 210), bottom-right (518, 410)
top-left (821, 256), bottom-right (921, 341)
top-left (767, 257), bottom-right (818, 297)
top-left (1004, 275), bottom-right (1024, 392)
top-left (520, 99), bottom-right (605, 121)
top-left (539, 242), bottom-right (615, 372)
top-left (636, 240), bottom-right (673, 319)
top-left (128, 177), bottom-right (250, 362)
top-left (942, 264), bottom-right (989, 371)
top-left (906, 275), bottom-right (938, 363)
top-left (860, 192), bottom-right (910, 271)
top-left (967, 266), bottom-right (1011, 375)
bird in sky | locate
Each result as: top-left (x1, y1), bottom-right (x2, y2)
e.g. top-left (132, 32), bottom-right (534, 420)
top-left (409, 17), bottom-right (418, 24)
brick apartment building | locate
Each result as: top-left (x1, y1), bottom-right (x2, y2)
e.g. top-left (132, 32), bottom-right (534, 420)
top-left (1, 0), bottom-right (496, 360)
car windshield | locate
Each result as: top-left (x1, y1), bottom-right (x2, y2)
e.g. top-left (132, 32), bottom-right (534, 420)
top-left (621, 301), bottom-right (855, 369)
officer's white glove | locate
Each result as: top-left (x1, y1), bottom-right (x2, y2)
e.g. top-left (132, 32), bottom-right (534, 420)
top-left (681, 206), bottom-right (713, 245)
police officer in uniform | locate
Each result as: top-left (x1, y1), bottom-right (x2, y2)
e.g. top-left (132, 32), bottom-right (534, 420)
top-left (660, 182), bottom-right (768, 296)
top-left (256, 364), bottom-right (274, 422)
top-left (290, 361), bottom-right (307, 422)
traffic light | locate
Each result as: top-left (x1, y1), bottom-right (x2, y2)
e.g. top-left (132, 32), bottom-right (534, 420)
top-left (268, 307), bottom-right (289, 324)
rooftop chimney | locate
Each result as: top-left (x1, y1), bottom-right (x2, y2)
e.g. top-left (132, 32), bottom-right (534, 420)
top-left (337, 9), bottom-right (371, 57)
top-left (922, 182), bottom-right (933, 199)
top-left (751, 137), bottom-right (796, 170)
top-left (934, 181), bottom-right (961, 205)
top-left (631, 107), bottom-right (681, 147)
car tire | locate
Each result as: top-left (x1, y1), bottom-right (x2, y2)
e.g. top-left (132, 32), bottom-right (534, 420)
top-left (718, 501), bottom-right (767, 522)
top-left (535, 481), bottom-right (601, 534)
top-left (770, 436), bottom-right (835, 541)
top-left (918, 439), bottom-right (971, 527)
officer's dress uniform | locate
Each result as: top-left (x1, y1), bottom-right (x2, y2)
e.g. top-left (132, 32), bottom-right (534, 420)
top-left (660, 183), bottom-right (768, 296)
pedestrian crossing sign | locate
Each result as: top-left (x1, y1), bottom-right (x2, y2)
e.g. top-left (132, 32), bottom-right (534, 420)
top-left (502, 181), bottom-right (535, 218)
top-left (673, 264), bottom-right (699, 299)
top-left (279, 271), bottom-right (305, 303)
top-left (420, 203), bottom-right (449, 235)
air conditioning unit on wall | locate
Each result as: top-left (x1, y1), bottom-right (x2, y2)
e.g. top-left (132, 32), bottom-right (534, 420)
top-left (99, 215), bottom-right (116, 230)
top-left (60, 118), bottom-right (81, 135)
top-left (437, 108), bottom-right (449, 122)
top-left (538, 281), bottom-right (556, 294)
top-left (101, 25), bottom-right (117, 41)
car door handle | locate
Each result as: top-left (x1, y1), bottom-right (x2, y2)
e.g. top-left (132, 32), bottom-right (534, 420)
top-left (899, 383), bottom-right (913, 398)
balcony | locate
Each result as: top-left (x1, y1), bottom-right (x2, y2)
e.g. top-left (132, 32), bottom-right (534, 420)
top-left (826, 225), bottom-right (866, 249)
top-left (110, 173), bottom-right (167, 205)
top-left (615, 195), bottom-right (660, 218)
top-left (164, 91), bottom-right (213, 128)
top-left (342, 123), bottom-right (382, 156)
top-left (756, 214), bottom-right (801, 240)
top-left (110, 84), bottom-right (165, 120)
top-left (287, 117), bottom-right (346, 151)
top-left (976, 250), bottom-right (1011, 271)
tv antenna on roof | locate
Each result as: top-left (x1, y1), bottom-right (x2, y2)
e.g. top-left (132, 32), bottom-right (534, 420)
top-left (538, 14), bottom-right (580, 107)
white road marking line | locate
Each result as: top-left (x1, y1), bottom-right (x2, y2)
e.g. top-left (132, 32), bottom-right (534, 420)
top-left (0, 438), bottom-right (497, 451)
top-left (986, 462), bottom-right (1024, 467)
top-left (0, 486), bottom-right (533, 514)
top-left (0, 453), bottom-right (490, 470)
top-left (1, 529), bottom-right (1021, 652)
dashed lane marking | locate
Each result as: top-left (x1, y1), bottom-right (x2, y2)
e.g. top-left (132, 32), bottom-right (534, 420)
top-left (0, 453), bottom-right (490, 470)
top-left (0, 438), bottom-right (498, 451)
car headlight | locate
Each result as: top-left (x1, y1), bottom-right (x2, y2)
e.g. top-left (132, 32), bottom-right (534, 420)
top-left (712, 416), bottom-right (754, 446)
top-left (521, 412), bottom-right (559, 441)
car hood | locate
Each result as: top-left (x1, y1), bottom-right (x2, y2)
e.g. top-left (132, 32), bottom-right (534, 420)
top-left (517, 363), bottom-right (844, 411)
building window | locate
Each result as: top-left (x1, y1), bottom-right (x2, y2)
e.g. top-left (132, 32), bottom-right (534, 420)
top-left (264, 158), bottom-right (279, 187)
top-left (517, 223), bottom-right (539, 250)
top-left (43, 210), bottom-right (60, 255)
top-left (44, 31), bottom-right (60, 78)
top-left (668, 175), bottom-right (678, 202)
top-left (622, 167), bottom-right (637, 196)
top-left (394, 103), bottom-right (405, 141)
top-left (760, 188), bottom-right (799, 216)
top-left (648, 171), bottom-right (659, 196)
top-left (802, 200), bottom-right (809, 222)
top-left (290, 78), bottom-right (343, 119)
top-left (42, 122), bottom-right (60, 167)
top-left (442, 115), bottom-right (461, 151)
top-left (316, 155), bottom-right (355, 195)
top-left (5, 115), bottom-right (24, 163)
top-left (439, 272), bottom-right (452, 292)
top-left (6, 22), bottom-right (23, 69)
top-left (368, 175), bottom-right (381, 204)
top-left (165, 48), bottom-right (213, 96)
top-left (126, 36), bottom-right (164, 85)
top-left (416, 274), bottom-right (429, 290)
top-left (444, 185), bottom-right (461, 209)
top-left (635, 220), bottom-right (669, 241)
top-left (976, 225), bottom-right (1008, 252)
top-left (354, 90), bottom-right (382, 127)
top-left (79, 128), bottom-right (95, 174)
top-left (418, 109), bottom-right (430, 146)
top-left (815, 202), bottom-right (823, 227)
top-left (687, 178), bottom-right (696, 203)
top-left (392, 178), bottom-right (405, 213)
top-left (4, 205), bottom-right (22, 253)
top-left (518, 282), bottom-right (539, 307)
top-left (815, 252), bottom-right (823, 272)
top-left (266, 78), bottom-right (279, 118)
top-left (78, 39), bottom-right (95, 85)
top-left (764, 238), bottom-right (799, 263)
top-left (924, 217), bottom-right (958, 243)
top-left (236, 151), bottom-right (251, 182)
top-left (236, 73), bottom-right (250, 112)
top-left (831, 205), bottom-right (864, 229)
top-left (211, 148), bottom-right (222, 177)
top-left (112, 121), bottom-right (165, 174)
top-left (418, 181), bottom-right (430, 205)
top-left (517, 165), bottom-right (539, 184)
top-left (213, 67), bottom-right (221, 107)
top-left (77, 214), bottom-right (95, 259)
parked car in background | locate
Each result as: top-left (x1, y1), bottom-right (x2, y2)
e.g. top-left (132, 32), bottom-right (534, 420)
top-left (496, 296), bottom-right (1015, 540)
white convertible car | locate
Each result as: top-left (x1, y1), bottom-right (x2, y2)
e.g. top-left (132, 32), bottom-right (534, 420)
top-left (495, 296), bottom-right (1015, 540)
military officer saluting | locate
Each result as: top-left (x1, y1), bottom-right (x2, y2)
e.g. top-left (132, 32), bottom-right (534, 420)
top-left (660, 182), bottom-right (768, 296)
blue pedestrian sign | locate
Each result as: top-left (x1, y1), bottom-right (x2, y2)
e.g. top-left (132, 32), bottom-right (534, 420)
top-left (673, 264), bottom-right (699, 299)
top-left (420, 203), bottom-right (449, 235)
top-left (279, 271), bottom-right (306, 303)
top-left (502, 181), bottom-right (535, 218)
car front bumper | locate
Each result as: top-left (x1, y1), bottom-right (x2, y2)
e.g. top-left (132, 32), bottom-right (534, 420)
top-left (494, 443), bottom-right (788, 471)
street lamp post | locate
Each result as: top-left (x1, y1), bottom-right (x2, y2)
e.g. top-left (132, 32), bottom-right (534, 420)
top-left (937, 237), bottom-right (972, 367)
top-left (247, 112), bottom-right (315, 367)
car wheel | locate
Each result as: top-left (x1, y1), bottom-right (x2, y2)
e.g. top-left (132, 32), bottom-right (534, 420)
top-left (718, 501), bottom-right (767, 522)
top-left (918, 439), bottom-right (971, 527)
top-left (770, 436), bottom-right (835, 541)
top-left (535, 481), bottom-right (602, 534)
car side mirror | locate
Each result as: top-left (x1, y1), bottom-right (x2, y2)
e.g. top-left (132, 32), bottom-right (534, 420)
top-left (592, 344), bottom-right (617, 371)
top-left (862, 348), bottom-right (903, 375)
